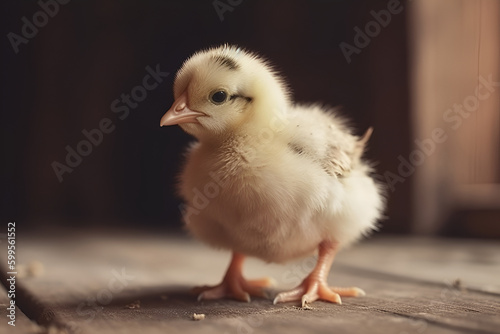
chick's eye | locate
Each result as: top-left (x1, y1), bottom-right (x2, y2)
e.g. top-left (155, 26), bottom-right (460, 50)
top-left (210, 90), bottom-right (227, 104)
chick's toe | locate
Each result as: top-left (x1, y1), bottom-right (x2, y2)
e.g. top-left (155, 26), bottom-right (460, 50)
top-left (193, 253), bottom-right (273, 302)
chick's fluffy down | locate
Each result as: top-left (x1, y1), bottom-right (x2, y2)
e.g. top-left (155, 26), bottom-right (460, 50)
top-left (180, 103), bottom-right (384, 263)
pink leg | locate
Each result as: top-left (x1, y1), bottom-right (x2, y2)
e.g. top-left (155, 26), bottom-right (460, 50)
top-left (273, 241), bottom-right (365, 307)
top-left (193, 252), bottom-right (274, 302)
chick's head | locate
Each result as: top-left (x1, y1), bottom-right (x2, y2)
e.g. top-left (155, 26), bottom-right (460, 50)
top-left (160, 45), bottom-right (289, 140)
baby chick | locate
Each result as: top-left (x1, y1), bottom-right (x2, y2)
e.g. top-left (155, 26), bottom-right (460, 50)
top-left (160, 45), bottom-right (384, 307)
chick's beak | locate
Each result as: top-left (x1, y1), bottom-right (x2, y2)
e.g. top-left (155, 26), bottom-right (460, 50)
top-left (160, 92), bottom-right (205, 127)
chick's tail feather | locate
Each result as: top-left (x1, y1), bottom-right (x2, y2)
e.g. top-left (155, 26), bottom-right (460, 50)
top-left (353, 127), bottom-right (373, 161)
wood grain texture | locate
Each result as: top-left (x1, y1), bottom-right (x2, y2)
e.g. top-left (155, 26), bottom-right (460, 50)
top-left (1, 229), bottom-right (499, 334)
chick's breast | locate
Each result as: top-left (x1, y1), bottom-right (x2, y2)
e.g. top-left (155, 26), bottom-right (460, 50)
top-left (179, 106), bottom-right (383, 263)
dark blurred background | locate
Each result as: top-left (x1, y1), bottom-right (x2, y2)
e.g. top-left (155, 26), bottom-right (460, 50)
top-left (1, 0), bottom-right (499, 237)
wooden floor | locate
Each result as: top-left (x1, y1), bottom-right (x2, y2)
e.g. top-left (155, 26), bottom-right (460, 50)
top-left (1, 229), bottom-right (499, 334)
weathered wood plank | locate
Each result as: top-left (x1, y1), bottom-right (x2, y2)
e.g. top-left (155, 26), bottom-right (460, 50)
top-left (2, 230), bottom-right (499, 334)
top-left (335, 237), bottom-right (500, 294)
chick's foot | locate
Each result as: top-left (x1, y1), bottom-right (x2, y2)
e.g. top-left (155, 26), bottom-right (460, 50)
top-left (273, 277), bottom-right (365, 307)
top-left (273, 241), bottom-right (365, 307)
top-left (193, 253), bottom-right (274, 302)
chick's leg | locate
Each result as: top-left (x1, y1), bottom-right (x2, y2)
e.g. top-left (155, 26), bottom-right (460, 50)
top-left (273, 241), bottom-right (365, 307)
top-left (193, 252), bottom-right (274, 302)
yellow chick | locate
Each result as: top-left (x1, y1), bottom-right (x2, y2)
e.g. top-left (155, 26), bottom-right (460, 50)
top-left (160, 45), bottom-right (384, 307)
